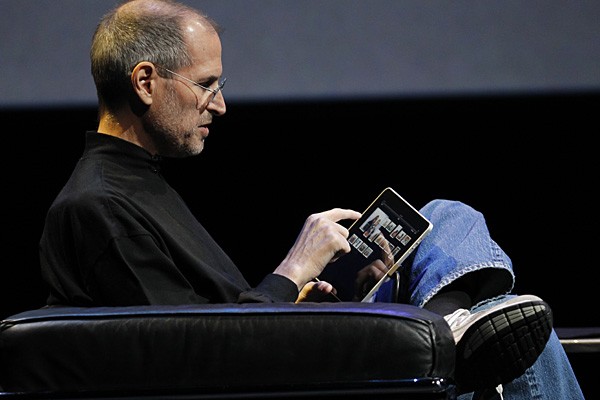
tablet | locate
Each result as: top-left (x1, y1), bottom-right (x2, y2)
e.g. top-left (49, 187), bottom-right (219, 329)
top-left (319, 187), bottom-right (433, 302)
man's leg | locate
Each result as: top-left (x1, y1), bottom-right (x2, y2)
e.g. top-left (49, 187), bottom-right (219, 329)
top-left (388, 200), bottom-right (581, 397)
top-left (457, 330), bottom-right (584, 400)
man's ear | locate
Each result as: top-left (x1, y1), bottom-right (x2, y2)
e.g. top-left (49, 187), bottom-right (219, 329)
top-left (131, 62), bottom-right (156, 106)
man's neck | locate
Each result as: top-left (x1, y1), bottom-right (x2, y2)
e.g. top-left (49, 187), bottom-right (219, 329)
top-left (97, 112), bottom-right (158, 155)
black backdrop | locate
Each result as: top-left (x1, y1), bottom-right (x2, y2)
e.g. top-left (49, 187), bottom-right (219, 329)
top-left (2, 92), bottom-right (599, 398)
top-left (1, 92), bottom-right (598, 327)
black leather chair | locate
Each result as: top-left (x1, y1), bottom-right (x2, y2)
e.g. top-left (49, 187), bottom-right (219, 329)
top-left (0, 302), bottom-right (456, 399)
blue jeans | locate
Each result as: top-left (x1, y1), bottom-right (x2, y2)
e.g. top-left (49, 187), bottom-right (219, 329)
top-left (377, 199), bottom-right (584, 399)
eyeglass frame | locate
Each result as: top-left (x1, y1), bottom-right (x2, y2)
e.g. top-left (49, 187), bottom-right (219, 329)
top-left (154, 64), bottom-right (226, 103)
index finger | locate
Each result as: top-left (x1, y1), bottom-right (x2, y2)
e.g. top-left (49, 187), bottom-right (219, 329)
top-left (320, 208), bottom-right (362, 223)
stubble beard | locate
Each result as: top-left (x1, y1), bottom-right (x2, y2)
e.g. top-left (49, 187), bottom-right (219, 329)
top-left (144, 85), bottom-right (204, 158)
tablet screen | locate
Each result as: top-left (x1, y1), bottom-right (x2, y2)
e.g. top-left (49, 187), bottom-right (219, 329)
top-left (318, 187), bottom-right (432, 302)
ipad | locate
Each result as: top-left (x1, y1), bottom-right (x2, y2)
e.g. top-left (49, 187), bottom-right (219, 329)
top-left (318, 187), bottom-right (433, 302)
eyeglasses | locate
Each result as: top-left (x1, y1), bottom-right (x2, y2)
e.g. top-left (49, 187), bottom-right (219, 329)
top-left (156, 65), bottom-right (226, 103)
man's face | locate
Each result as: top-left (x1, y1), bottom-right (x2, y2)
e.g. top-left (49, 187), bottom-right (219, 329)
top-left (144, 19), bottom-right (226, 158)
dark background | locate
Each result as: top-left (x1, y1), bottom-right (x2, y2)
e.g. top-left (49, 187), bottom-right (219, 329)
top-left (1, 92), bottom-right (598, 397)
top-left (2, 92), bottom-right (597, 325)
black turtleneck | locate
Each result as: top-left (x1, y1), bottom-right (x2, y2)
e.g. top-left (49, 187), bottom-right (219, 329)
top-left (39, 131), bottom-right (298, 306)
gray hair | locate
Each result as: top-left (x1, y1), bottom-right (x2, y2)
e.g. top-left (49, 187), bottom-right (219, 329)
top-left (90, 0), bottom-right (221, 112)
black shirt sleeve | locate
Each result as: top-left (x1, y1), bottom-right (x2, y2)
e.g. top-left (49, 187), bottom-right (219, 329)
top-left (237, 273), bottom-right (299, 303)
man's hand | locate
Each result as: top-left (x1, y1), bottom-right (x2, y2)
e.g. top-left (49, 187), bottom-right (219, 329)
top-left (274, 208), bottom-right (362, 291)
top-left (295, 280), bottom-right (338, 303)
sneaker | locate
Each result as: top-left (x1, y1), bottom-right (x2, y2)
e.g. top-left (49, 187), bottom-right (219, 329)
top-left (444, 294), bottom-right (553, 394)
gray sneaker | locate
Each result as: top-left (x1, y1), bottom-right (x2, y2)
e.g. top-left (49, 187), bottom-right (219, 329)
top-left (444, 294), bottom-right (553, 394)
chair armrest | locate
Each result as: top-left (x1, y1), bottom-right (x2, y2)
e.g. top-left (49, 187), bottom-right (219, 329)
top-left (0, 302), bottom-right (455, 396)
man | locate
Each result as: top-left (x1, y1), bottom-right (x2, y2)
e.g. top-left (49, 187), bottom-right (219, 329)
top-left (39, 1), bottom-right (583, 398)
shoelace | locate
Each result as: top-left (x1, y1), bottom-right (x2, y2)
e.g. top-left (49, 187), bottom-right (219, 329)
top-left (496, 384), bottom-right (504, 399)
